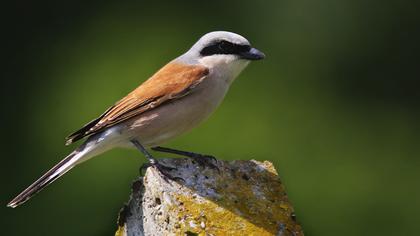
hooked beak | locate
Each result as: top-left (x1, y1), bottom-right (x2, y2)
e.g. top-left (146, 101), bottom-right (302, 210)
top-left (240, 47), bottom-right (265, 60)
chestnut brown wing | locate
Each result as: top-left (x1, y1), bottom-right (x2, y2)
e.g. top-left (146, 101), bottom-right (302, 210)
top-left (65, 63), bottom-right (209, 145)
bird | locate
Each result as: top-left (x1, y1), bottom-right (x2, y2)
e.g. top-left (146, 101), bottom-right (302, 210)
top-left (7, 31), bottom-right (265, 208)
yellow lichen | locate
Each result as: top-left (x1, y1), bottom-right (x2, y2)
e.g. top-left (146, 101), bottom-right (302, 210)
top-left (115, 225), bottom-right (126, 236)
top-left (167, 160), bottom-right (302, 235)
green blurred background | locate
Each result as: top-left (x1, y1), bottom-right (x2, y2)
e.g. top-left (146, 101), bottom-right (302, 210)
top-left (2, 0), bottom-right (419, 235)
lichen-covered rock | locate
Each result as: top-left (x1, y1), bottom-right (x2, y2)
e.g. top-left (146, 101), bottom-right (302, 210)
top-left (116, 158), bottom-right (303, 236)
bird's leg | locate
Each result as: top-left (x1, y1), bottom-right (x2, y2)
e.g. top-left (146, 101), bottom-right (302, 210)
top-left (131, 140), bottom-right (157, 165)
top-left (131, 140), bottom-right (182, 181)
top-left (152, 146), bottom-right (218, 170)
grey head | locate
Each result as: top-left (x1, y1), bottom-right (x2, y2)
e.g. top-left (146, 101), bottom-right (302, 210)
top-left (177, 31), bottom-right (265, 65)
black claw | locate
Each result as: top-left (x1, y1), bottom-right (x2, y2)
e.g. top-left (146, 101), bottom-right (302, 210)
top-left (155, 162), bottom-right (177, 172)
top-left (202, 154), bottom-right (218, 163)
top-left (140, 161), bottom-right (184, 182)
top-left (190, 154), bottom-right (219, 171)
top-left (151, 146), bottom-right (219, 171)
top-left (154, 163), bottom-right (185, 182)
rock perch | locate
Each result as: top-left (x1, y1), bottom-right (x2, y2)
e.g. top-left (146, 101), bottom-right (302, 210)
top-left (115, 158), bottom-right (303, 236)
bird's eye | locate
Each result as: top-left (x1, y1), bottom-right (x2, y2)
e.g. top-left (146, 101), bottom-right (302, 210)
top-left (218, 41), bottom-right (231, 52)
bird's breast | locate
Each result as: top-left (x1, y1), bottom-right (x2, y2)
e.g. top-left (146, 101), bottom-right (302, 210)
top-left (122, 76), bottom-right (230, 147)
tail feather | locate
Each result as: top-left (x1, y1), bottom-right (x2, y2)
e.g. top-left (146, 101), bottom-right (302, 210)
top-left (7, 151), bottom-right (83, 208)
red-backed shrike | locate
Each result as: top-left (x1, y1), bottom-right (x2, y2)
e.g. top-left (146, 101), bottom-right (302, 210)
top-left (8, 31), bottom-right (265, 208)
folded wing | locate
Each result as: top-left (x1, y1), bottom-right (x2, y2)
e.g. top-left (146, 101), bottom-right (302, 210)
top-left (65, 62), bottom-right (209, 145)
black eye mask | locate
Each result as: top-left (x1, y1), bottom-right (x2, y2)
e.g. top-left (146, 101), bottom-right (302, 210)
top-left (200, 40), bottom-right (251, 56)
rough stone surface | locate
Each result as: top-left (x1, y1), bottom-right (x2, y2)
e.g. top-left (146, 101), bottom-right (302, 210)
top-left (115, 158), bottom-right (304, 236)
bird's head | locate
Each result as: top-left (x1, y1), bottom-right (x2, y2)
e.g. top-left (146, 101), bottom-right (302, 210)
top-left (178, 31), bottom-right (265, 81)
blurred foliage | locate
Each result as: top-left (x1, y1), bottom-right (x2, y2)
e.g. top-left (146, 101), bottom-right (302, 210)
top-left (1, 0), bottom-right (419, 235)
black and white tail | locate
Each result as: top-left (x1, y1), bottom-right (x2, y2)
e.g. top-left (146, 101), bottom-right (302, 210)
top-left (7, 150), bottom-right (86, 208)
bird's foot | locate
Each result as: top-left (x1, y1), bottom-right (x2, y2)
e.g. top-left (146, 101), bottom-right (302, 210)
top-left (139, 161), bottom-right (184, 182)
top-left (189, 154), bottom-right (219, 170)
top-left (152, 146), bottom-right (219, 171)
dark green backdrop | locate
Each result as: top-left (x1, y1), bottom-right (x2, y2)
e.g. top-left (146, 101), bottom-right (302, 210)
top-left (2, 0), bottom-right (419, 235)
